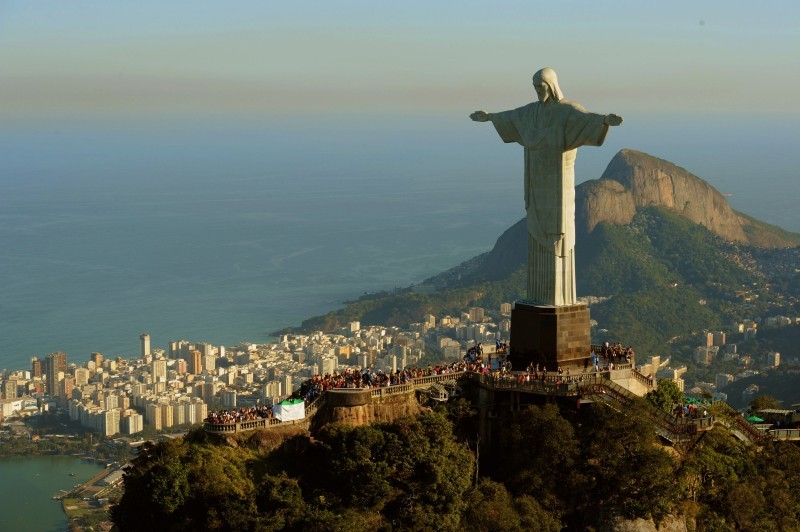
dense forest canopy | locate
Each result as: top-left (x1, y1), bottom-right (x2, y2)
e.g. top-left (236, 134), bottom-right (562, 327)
top-left (113, 399), bottom-right (800, 531)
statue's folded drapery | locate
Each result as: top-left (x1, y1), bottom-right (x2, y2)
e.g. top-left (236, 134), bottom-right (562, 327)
top-left (490, 101), bottom-right (608, 306)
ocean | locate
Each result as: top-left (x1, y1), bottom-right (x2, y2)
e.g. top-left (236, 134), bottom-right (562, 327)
top-left (1, 113), bottom-right (798, 371)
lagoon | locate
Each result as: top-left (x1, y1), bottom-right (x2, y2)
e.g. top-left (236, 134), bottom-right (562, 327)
top-left (0, 455), bottom-right (105, 532)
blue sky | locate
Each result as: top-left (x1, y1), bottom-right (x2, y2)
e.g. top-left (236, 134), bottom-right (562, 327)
top-left (2, 1), bottom-right (798, 118)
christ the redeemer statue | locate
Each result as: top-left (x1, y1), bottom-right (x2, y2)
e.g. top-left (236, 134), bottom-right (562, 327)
top-left (471, 67), bottom-right (622, 306)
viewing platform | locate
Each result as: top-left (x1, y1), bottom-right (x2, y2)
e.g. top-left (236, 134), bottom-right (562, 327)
top-left (203, 372), bottom-right (461, 434)
top-left (203, 368), bottom-right (717, 444)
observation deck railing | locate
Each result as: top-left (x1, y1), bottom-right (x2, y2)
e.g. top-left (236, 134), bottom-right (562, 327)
top-left (204, 368), bottom-right (719, 444)
top-left (203, 372), bottom-right (462, 434)
top-left (713, 401), bottom-right (771, 444)
top-left (467, 370), bottom-right (711, 442)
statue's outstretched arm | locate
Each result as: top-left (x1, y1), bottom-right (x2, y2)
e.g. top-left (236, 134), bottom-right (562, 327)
top-left (603, 114), bottom-right (623, 126)
top-left (470, 111), bottom-right (492, 122)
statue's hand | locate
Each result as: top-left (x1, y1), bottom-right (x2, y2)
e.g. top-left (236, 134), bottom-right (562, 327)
top-left (604, 114), bottom-right (623, 126)
top-left (470, 111), bottom-right (491, 122)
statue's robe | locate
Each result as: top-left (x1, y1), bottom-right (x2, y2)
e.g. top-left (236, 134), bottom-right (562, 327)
top-left (490, 100), bottom-right (608, 306)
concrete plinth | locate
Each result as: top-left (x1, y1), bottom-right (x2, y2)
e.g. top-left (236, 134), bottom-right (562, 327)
top-left (509, 301), bottom-right (591, 371)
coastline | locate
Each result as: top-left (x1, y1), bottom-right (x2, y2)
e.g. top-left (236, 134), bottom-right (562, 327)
top-left (0, 414), bottom-right (132, 529)
top-left (0, 455), bottom-right (106, 531)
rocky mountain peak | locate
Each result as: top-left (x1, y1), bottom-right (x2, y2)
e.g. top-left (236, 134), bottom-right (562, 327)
top-left (576, 149), bottom-right (796, 247)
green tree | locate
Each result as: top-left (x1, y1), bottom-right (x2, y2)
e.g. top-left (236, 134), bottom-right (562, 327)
top-left (749, 394), bottom-right (782, 412)
top-left (184, 444), bottom-right (259, 530)
top-left (460, 479), bottom-right (521, 531)
top-left (676, 427), bottom-right (752, 527)
top-left (381, 412), bottom-right (474, 531)
top-left (112, 439), bottom-right (192, 530)
top-left (579, 402), bottom-right (677, 522)
top-left (296, 412), bottom-right (473, 531)
top-left (311, 422), bottom-right (393, 508)
top-left (112, 435), bottom-right (262, 531)
top-left (439, 397), bottom-right (478, 444)
top-left (496, 404), bottom-right (582, 512)
top-left (254, 473), bottom-right (306, 531)
top-left (460, 479), bottom-right (563, 532)
top-left (514, 494), bottom-right (562, 532)
top-left (646, 378), bottom-right (685, 413)
top-left (747, 441), bottom-right (800, 530)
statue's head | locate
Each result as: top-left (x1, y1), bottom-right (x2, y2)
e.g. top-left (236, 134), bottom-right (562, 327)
top-left (532, 67), bottom-right (564, 103)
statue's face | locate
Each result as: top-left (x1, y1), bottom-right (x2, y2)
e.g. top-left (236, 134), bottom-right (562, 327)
top-left (533, 81), bottom-right (550, 103)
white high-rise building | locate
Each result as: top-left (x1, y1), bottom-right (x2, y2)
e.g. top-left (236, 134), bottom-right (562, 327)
top-left (263, 381), bottom-right (282, 400)
top-left (318, 355), bottom-right (337, 376)
top-left (104, 394), bottom-right (119, 410)
top-left (140, 333), bottom-right (151, 358)
top-left (203, 353), bottom-right (216, 373)
top-left (221, 390), bottom-right (237, 408)
top-left (73, 367), bottom-right (90, 387)
top-left (468, 307), bottom-right (485, 323)
top-left (161, 403), bottom-right (174, 428)
top-left (146, 403), bottom-right (162, 429)
top-left (123, 413), bottom-right (144, 435)
top-left (151, 359), bottom-right (167, 381)
top-left (282, 375), bottom-right (293, 395)
top-left (100, 409), bottom-right (120, 437)
top-left (183, 401), bottom-right (197, 424)
top-left (172, 403), bottom-right (187, 425)
top-left (193, 400), bottom-right (207, 423)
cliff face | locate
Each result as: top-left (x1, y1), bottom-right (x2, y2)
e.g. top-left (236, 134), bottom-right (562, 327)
top-left (585, 149), bottom-right (748, 242)
top-left (575, 177), bottom-right (637, 234)
top-left (310, 392), bottom-right (425, 431)
top-left (326, 400), bottom-right (423, 427)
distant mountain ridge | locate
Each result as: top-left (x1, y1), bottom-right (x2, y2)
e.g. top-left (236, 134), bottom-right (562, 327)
top-left (579, 149), bottom-right (798, 248)
top-left (426, 149), bottom-right (799, 288)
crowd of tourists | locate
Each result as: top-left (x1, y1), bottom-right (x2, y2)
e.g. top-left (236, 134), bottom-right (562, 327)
top-left (600, 342), bottom-right (634, 364)
top-left (464, 342), bottom-right (514, 373)
top-left (296, 362), bottom-right (468, 404)
top-left (205, 340), bottom-right (641, 427)
top-left (205, 404), bottom-right (273, 425)
top-left (673, 402), bottom-right (710, 419)
top-left (204, 363), bottom-right (469, 426)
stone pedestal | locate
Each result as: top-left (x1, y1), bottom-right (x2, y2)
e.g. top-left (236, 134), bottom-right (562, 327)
top-left (509, 301), bottom-right (591, 371)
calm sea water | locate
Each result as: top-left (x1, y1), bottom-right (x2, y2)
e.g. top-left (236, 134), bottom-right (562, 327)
top-left (0, 455), bottom-right (105, 531)
top-left (0, 113), bottom-right (797, 371)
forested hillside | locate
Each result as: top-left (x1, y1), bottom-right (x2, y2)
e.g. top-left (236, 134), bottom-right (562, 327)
top-left (283, 205), bottom-right (794, 357)
top-left (112, 401), bottom-right (800, 531)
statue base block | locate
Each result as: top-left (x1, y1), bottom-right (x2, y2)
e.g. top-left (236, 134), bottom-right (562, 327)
top-left (509, 302), bottom-right (591, 371)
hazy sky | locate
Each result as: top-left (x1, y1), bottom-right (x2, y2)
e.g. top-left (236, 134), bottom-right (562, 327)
top-left (2, 1), bottom-right (798, 119)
